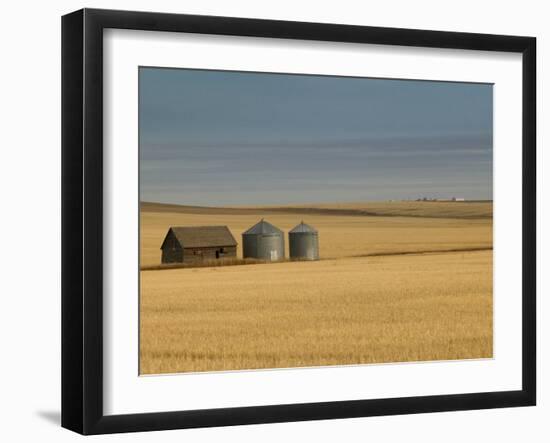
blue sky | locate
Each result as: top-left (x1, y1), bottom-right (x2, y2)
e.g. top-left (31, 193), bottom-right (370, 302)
top-left (139, 67), bottom-right (493, 205)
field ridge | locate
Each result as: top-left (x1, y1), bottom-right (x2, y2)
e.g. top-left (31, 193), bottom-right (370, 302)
top-left (140, 246), bottom-right (493, 271)
top-left (141, 201), bottom-right (493, 220)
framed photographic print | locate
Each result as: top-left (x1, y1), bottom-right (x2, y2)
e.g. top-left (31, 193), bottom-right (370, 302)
top-left (61, 8), bottom-right (536, 435)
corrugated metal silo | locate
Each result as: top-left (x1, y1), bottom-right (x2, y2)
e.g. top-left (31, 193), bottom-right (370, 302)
top-left (242, 219), bottom-right (285, 261)
top-left (289, 221), bottom-right (319, 260)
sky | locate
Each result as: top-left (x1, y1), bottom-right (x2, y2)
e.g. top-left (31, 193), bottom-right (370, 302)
top-left (139, 67), bottom-right (493, 206)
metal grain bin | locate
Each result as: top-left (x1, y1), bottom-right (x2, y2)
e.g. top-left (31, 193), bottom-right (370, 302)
top-left (242, 219), bottom-right (285, 261)
top-left (289, 221), bottom-right (319, 260)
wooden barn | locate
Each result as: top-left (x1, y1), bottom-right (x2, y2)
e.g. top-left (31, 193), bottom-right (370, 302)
top-left (160, 226), bottom-right (237, 264)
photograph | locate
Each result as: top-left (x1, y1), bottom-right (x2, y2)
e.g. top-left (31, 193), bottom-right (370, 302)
top-left (138, 66), bottom-right (494, 375)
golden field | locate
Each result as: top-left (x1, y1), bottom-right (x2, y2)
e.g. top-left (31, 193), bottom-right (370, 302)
top-left (139, 201), bottom-right (493, 374)
top-left (140, 201), bottom-right (492, 266)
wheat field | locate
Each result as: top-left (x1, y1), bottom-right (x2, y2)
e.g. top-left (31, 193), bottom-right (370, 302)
top-left (139, 201), bottom-right (493, 374)
top-left (140, 201), bottom-right (492, 267)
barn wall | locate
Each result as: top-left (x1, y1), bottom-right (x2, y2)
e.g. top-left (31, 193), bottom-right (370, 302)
top-left (183, 246), bottom-right (237, 263)
top-left (161, 231), bottom-right (184, 263)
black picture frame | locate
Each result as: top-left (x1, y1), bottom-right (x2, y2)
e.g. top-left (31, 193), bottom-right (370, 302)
top-left (61, 8), bottom-right (536, 435)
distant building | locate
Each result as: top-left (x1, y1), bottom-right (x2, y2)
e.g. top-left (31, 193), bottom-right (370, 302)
top-left (452, 197), bottom-right (466, 202)
top-left (289, 221), bottom-right (319, 261)
top-left (160, 226), bottom-right (237, 264)
top-left (242, 219), bottom-right (285, 261)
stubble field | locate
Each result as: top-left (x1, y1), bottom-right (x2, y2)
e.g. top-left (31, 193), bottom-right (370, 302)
top-left (139, 201), bottom-right (493, 374)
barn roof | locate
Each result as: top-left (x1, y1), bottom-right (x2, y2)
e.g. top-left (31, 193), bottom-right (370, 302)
top-left (289, 221), bottom-right (318, 234)
top-left (242, 219), bottom-right (283, 235)
top-left (162, 226), bottom-right (237, 249)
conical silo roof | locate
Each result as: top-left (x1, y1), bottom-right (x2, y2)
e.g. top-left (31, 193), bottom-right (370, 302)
top-left (242, 219), bottom-right (283, 235)
top-left (289, 221), bottom-right (318, 234)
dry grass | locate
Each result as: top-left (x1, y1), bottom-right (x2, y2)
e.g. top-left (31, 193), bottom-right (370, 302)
top-left (142, 200), bottom-right (492, 219)
top-left (140, 202), bottom-right (493, 375)
top-left (140, 202), bottom-right (492, 267)
top-left (140, 250), bottom-right (493, 374)
top-left (237, 200), bottom-right (493, 219)
top-left (141, 257), bottom-right (270, 271)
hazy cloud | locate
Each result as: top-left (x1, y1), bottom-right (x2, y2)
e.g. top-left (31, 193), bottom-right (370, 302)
top-left (139, 68), bottom-right (493, 205)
